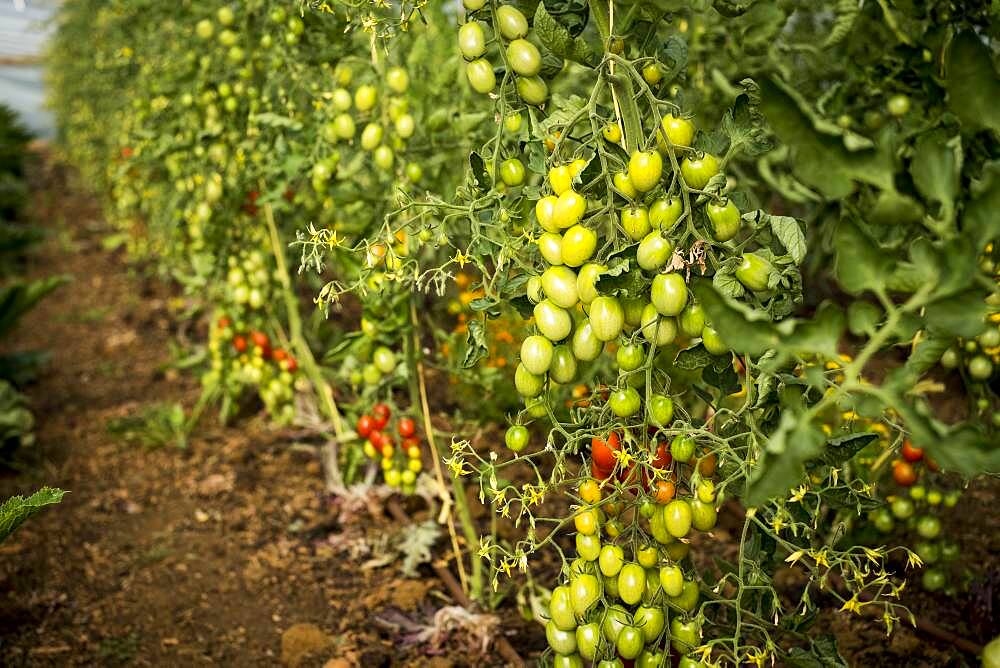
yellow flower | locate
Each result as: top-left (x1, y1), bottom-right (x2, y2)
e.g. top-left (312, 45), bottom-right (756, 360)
top-left (809, 548), bottom-right (830, 569)
top-left (840, 596), bottom-right (862, 614)
top-left (785, 550), bottom-right (805, 565)
top-left (452, 250), bottom-right (470, 268)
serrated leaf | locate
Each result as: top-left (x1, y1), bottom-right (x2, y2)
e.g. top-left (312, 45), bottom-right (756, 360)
top-left (910, 130), bottom-right (961, 227)
top-left (0, 487), bottom-right (65, 544)
top-left (712, 270), bottom-right (745, 298)
top-left (745, 413), bottom-right (825, 507)
top-left (962, 161), bottom-right (1000, 252)
top-left (534, 2), bottom-right (595, 66)
top-left (769, 215), bottom-right (806, 264)
top-left (462, 318), bottom-right (489, 368)
top-left (833, 219), bottom-right (893, 295)
top-left (817, 432), bottom-right (878, 466)
top-left (722, 80), bottom-right (774, 158)
top-left (673, 344), bottom-right (714, 370)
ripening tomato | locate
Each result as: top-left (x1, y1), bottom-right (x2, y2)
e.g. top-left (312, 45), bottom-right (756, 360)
top-left (701, 325), bottom-right (729, 355)
top-left (901, 439), bottom-right (924, 463)
top-left (233, 335), bottom-right (248, 352)
top-left (458, 21), bottom-right (486, 60)
top-left (576, 533), bottom-right (601, 561)
top-left (562, 225), bottom-right (597, 267)
top-left (576, 263), bottom-right (605, 305)
top-left (679, 303), bottom-right (706, 338)
top-left (516, 75), bottom-right (549, 105)
top-left (579, 480), bottom-right (602, 504)
top-left (592, 432), bottom-right (621, 471)
top-left (570, 572), bottom-right (602, 617)
top-left (670, 617), bottom-right (701, 653)
top-left (588, 296), bottom-right (625, 341)
top-left (599, 544), bottom-right (624, 577)
top-left (507, 39), bottom-right (541, 76)
top-left (892, 459), bottom-right (917, 487)
top-left (553, 190), bottom-right (587, 229)
top-left (613, 171), bottom-right (638, 200)
top-left (651, 273), bottom-right (688, 316)
top-left (628, 150), bottom-right (663, 192)
top-left (706, 199), bottom-right (741, 241)
top-left (572, 321), bottom-right (604, 361)
top-left (642, 63), bottom-right (662, 85)
top-left (735, 253), bottom-right (773, 291)
top-left (515, 363), bottom-right (545, 397)
top-left (648, 394), bottom-right (674, 427)
top-left (654, 479), bottom-right (676, 504)
top-left (603, 122), bottom-right (622, 143)
top-left (535, 195), bottom-right (559, 232)
top-left (574, 508), bottom-right (601, 535)
top-left (681, 153), bottom-right (720, 189)
top-left (538, 232), bottom-right (564, 265)
top-left (466, 59), bottom-right (496, 93)
top-left (500, 157), bottom-right (526, 186)
top-left (690, 498), bottom-right (718, 531)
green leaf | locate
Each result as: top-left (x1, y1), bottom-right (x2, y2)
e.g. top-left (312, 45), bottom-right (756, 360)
top-left (712, 268), bottom-right (745, 299)
top-left (923, 288), bottom-right (990, 338)
top-left (712, 0), bottom-right (757, 17)
top-left (251, 113), bottom-right (302, 131)
top-left (745, 413), bottom-right (825, 507)
top-left (462, 318), bottom-right (489, 368)
top-left (468, 152), bottom-right (489, 192)
top-left (962, 161), bottom-right (1000, 252)
top-left (0, 487), bottom-right (65, 544)
top-left (846, 301), bottom-right (882, 337)
top-left (673, 344), bottom-right (714, 370)
top-left (823, 0), bottom-right (860, 48)
top-left (769, 215), bottom-right (806, 265)
top-left (922, 424), bottom-right (1000, 476)
top-left (721, 80), bottom-right (774, 158)
top-left (833, 219), bottom-right (893, 295)
top-left (910, 130), bottom-right (961, 226)
top-left (786, 635), bottom-right (848, 668)
top-left (759, 78), bottom-right (893, 198)
top-left (817, 432), bottom-right (878, 466)
top-left (0, 276), bottom-right (70, 339)
top-left (534, 2), bottom-right (595, 66)
top-left (692, 283), bottom-right (777, 356)
top-left (946, 32), bottom-right (1000, 134)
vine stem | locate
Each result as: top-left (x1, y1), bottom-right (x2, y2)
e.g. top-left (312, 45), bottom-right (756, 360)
top-left (409, 298), bottom-right (483, 601)
top-left (263, 201), bottom-right (348, 491)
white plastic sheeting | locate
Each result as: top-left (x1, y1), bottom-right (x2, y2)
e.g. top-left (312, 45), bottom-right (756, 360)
top-left (0, 1), bottom-right (56, 137)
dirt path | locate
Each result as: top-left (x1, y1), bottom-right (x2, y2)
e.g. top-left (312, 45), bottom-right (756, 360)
top-left (0, 160), bottom-right (521, 667)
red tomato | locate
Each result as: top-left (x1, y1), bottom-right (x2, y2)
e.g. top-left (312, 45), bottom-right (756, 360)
top-left (217, 316), bottom-right (231, 329)
top-left (591, 460), bottom-right (612, 480)
top-left (357, 415), bottom-right (374, 438)
top-left (403, 436), bottom-right (421, 450)
top-left (284, 356), bottom-right (298, 372)
top-left (373, 403), bottom-right (391, 422)
top-left (233, 335), bottom-right (247, 352)
top-left (369, 430), bottom-right (385, 450)
top-left (926, 457), bottom-right (940, 472)
top-left (892, 459), bottom-right (917, 487)
top-left (248, 190), bottom-right (260, 202)
top-left (283, 188), bottom-right (295, 202)
top-left (121, 146), bottom-right (133, 158)
top-left (651, 441), bottom-right (672, 469)
top-left (398, 417), bottom-right (417, 438)
top-left (251, 331), bottom-right (270, 348)
top-left (592, 432), bottom-right (621, 471)
top-left (272, 348), bottom-right (288, 362)
top-left (901, 440), bottom-right (923, 463)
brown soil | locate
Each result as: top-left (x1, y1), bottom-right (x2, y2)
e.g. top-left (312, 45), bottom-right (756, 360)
top-left (0, 157), bottom-right (996, 667)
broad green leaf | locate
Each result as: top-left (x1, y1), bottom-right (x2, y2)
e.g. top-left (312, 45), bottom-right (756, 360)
top-left (769, 215), bottom-right (806, 265)
top-left (692, 283), bottom-right (778, 355)
top-left (817, 432), bottom-right (878, 466)
top-left (946, 32), bottom-right (1000, 134)
top-left (923, 288), bottom-right (990, 338)
top-left (868, 189), bottom-right (924, 226)
top-left (910, 130), bottom-right (961, 226)
top-left (463, 318), bottom-right (489, 368)
top-left (833, 219), bottom-right (893, 295)
top-left (0, 276), bottom-right (70, 339)
top-left (780, 303), bottom-right (844, 360)
top-left (786, 635), bottom-right (849, 668)
top-left (846, 301), bottom-right (882, 337)
top-left (0, 487), bottom-right (65, 544)
top-left (962, 161), bottom-right (1000, 251)
top-left (673, 344), bottom-right (714, 370)
top-left (745, 413), bottom-right (824, 507)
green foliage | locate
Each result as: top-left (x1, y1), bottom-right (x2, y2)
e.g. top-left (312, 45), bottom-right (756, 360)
top-left (0, 487), bottom-right (65, 544)
top-left (106, 403), bottom-right (189, 450)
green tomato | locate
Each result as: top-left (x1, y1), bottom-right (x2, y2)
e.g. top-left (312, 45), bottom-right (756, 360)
top-left (458, 21), bottom-right (487, 59)
top-left (940, 541), bottom-right (960, 561)
top-left (575, 623), bottom-right (601, 662)
top-left (599, 544), bottom-right (625, 577)
top-left (496, 4), bottom-right (528, 39)
top-left (916, 515), bottom-right (942, 539)
top-left (616, 342), bottom-right (646, 371)
top-left (386, 66), bottom-right (409, 93)
top-left (552, 655), bottom-right (584, 668)
top-left (649, 506), bottom-right (672, 544)
top-left (609, 387), bottom-right (641, 418)
top-left (921, 567), bottom-right (946, 592)
top-left (614, 171), bottom-right (638, 200)
top-left (602, 573), bottom-right (620, 599)
top-left (659, 564), bottom-right (684, 597)
top-left (500, 157), bottom-right (526, 187)
top-left (615, 626), bottom-right (644, 660)
top-left (515, 363), bottom-right (545, 397)
top-left (516, 75), bottom-right (549, 105)
top-left (648, 394), bottom-right (674, 427)
top-left (671, 435), bottom-right (695, 462)
top-left (550, 585), bottom-right (577, 631)
top-left (681, 153), bottom-right (720, 189)
top-left (636, 544), bottom-right (659, 569)
top-left (969, 355), bottom-right (994, 380)
top-left (504, 112), bottom-right (523, 133)
top-left (651, 273), bottom-right (688, 316)
top-left (577, 263), bottom-right (606, 304)
top-left (628, 150), bottom-right (663, 192)
top-left (526, 276), bottom-right (543, 303)
top-left (663, 499), bottom-right (692, 538)
top-left (622, 207), bottom-right (652, 241)
top-left (538, 232), bottom-right (564, 265)
top-left (360, 123), bottom-right (383, 151)
top-left (550, 345), bottom-right (578, 384)
top-left (887, 93), bottom-right (911, 117)
top-left (536, 195), bottom-right (559, 232)
top-left (542, 266), bottom-right (579, 309)
top-left (463, 0), bottom-right (487, 9)
top-left (637, 651), bottom-right (667, 668)
top-left (520, 335), bottom-right (554, 375)
top-left (373, 346), bottom-right (397, 373)
top-left (640, 304), bottom-right (677, 347)
top-left (535, 300), bottom-right (572, 341)
top-left (373, 145), bottom-right (394, 170)
top-left (940, 347), bottom-right (959, 369)
top-left (670, 617), bottom-right (701, 653)
top-left (979, 327), bottom-right (1000, 348)
top-left (623, 297), bottom-right (647, 329)
top-left (505, 425), bottom-right (529, 452)
top-left (706, 199), bottom-right (741, 241)
top-left (507, 39), bottom-right (541, 76)
top-left (333, 113), bottom-right (355, 139)
top-left (576, 533), bottom-right (602, 562)
top-left (915, 541), bottom-right (940, 564)
top-left (571, 322), bottom-right (604, 361)
top-left (701, 325), bottom-right (729, 355)
top-left (524, 395), bottom-right (548, 418)
top-left (601, 605), bottom-right (631, 642)
top-left (562, 225), bottom-right (597, 267)
top-left (679, 303), bottom-right (706, 338)
top-left (466, 59), bottom-right (496, 93)
top-left (735, 253), bottom-right (773, 291)
top-left (891, 497), bottom-right (915, 520)
top-left (634, 605), bottom-right (664, 643)
top-left (589, 297), bottom-right (625, 341)
top-left (659, 114), bottom-right (696, 148)
top-left (546, 620), bottom-right (578, 654)
top-left (637, 231), bottom-right (674, 271)
top-left (650, 197), bottom-right (682, 230)
top-left (598, 661), bottom-right (625, 668)
top-left (570, 573), bottom-right (602, 618)
top-left (690, 498), bottom-right (718, 531)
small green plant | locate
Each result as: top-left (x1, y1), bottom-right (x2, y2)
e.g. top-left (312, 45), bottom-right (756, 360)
top-left (107, 402), bottom-right (190, 450)
top-left (0, 487), bottom-right (65, 544)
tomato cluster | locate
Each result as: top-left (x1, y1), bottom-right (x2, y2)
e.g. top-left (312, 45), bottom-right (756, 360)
top-left (459, 2), bottom-right (549, 105)
top-left (356, 403), bottom-right (424, 494)
top-left (207, 315), bottom-right (299, 424)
